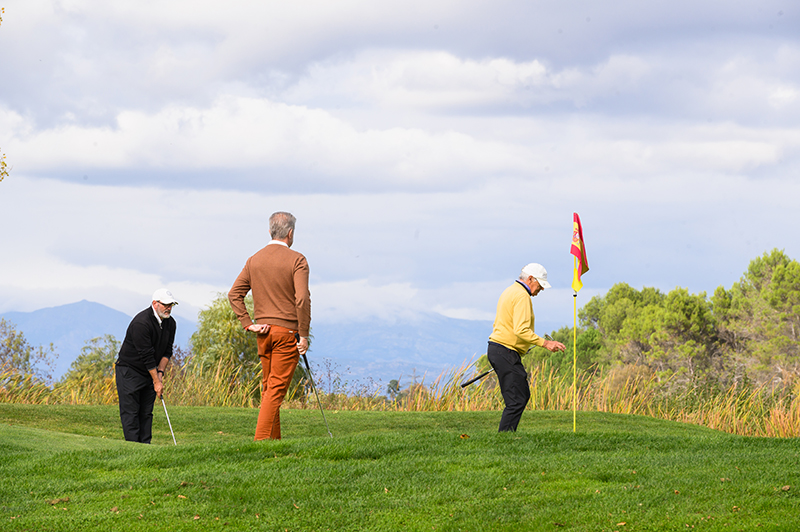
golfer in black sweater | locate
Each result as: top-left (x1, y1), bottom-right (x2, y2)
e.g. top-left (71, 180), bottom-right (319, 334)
top-left (115, 289), bottom-right (177, 443)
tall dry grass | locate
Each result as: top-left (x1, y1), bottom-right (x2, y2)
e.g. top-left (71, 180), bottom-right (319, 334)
top-left (4, 361), bottom-right (800, 437)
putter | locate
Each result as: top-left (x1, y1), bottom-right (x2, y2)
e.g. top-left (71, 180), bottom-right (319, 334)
top-left (461, 335), bottom-right (555, 388)
top-left (161, 394), bottom-right (177, 446)
top-left (301, 353), bottom-right (333, 438)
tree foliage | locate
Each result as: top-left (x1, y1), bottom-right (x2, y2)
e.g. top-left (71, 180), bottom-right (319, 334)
top-left (190, 293), bottom-right (260, 380)
top-left (528, 326), bottom-right (602, 373)
top-left (0, 318), bottom-right (57, 381)
top-left (712, 249), bottom-right (800, 378)
top-left (60, 335), bottom-right (119, 384)
top-left (571, 249), bottom-right (800, 389)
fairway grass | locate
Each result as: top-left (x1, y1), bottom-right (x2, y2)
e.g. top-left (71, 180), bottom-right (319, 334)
top-left (1, 405), bottom-right (799, 531)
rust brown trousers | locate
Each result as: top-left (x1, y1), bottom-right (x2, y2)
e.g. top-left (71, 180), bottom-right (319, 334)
top-left (255, 325), bottom-right (300, 440)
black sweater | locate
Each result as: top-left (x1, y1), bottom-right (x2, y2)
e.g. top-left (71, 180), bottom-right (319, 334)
top-left (115, 307), bottom-right (176, 376)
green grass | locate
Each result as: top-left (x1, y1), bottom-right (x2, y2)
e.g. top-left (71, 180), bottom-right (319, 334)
top-left (1, 405), bottom-right (799, 531)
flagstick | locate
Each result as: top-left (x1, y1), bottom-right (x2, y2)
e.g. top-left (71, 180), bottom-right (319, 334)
top-left (573, 257), bottom-right (578, 433)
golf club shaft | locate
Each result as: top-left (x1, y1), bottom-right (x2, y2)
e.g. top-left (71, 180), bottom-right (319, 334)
top-left (161, 395), bottom-right (177, 446)
top-left (460, 368), bottom-right (494, 388)
top-left (461, 335), bottom-right (553, 388)
top-left (302, 353), bottom-right (333, 438)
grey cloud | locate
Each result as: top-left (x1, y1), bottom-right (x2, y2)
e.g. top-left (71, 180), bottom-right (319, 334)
top-left (3, 0), bottom-right (799, 128)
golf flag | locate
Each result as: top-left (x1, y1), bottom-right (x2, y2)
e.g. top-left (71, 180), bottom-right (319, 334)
top-left (570, 213), bottom-right (589, 292)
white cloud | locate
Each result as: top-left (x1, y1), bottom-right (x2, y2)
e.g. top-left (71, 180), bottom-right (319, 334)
top-left (282, 50), bottom-right (654, 110)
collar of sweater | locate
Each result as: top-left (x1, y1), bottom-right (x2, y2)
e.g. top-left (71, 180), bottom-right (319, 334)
top-left (515, 279), bottom-right (532, 296)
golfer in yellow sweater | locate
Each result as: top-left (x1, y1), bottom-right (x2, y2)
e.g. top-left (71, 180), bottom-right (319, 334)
top-left (488, 263), bottom-right (565, 431)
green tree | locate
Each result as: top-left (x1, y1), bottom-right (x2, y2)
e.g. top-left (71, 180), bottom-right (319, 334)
top-left (60, 335), bottom-right (119, 383)
top-left (627, 288), bottom-right (721, 381)
top-left (712, 249), bottom-right (800, 378)
top-left (190, 293), bottom-right (260, 379)
top-left (528, 326), bottom-right (602, 373)
top-left (580, 283), bottom-right (665, 348)
top-left (0, 318), bottom-right (57, 381)
top-left (387, 379), bottom-right (401, 400)
top-left (578, 283), bottom-right (725, 385)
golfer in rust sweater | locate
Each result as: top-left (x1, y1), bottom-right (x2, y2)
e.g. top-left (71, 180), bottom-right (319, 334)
top-left (229, 211), bottom-right (311, 440)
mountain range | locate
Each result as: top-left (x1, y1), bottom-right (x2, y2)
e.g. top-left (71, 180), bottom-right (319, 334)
top-left (1, 301), bottom-right (562, 391)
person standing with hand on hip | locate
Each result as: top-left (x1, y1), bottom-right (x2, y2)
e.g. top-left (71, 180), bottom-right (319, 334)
top-left (229, 211), bottom-right (311, 440)
top-left (487, 263), bottom-right (566, 432)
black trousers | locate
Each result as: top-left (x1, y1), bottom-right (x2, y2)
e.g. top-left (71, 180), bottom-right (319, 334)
top-left (487, 342), bottom-right (530, 432)
top-left (115, 365), bottom-right (156, 443)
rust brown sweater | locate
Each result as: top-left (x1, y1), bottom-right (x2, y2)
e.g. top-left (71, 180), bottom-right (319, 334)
top-left (228, 242), bottom-right (311, 337)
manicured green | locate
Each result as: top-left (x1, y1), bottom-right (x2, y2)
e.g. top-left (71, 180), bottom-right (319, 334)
top-left (1, 404), bottom-right (799, 531)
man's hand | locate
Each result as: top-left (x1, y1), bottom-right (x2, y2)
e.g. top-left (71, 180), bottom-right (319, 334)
top-left (297, 337), bottom-right (309, 355)
top-left (247, 323), bottom-right (271, 334)
top-left (154, 379), bottom-right (164, 398)
top-left (543, 339), bottom-right (566, 353)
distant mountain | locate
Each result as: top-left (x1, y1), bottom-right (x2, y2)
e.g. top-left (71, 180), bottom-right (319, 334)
top-left (0, 300), bottom-right (196, 382)
top-left (308, 314), bottom-right (494, 391)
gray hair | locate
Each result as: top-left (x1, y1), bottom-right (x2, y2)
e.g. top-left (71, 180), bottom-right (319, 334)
top-left (269, 211), bottom-right (296, 240)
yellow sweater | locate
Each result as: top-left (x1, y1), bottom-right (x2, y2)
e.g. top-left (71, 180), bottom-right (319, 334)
top-left (488, 281), bottom-right (545, 355)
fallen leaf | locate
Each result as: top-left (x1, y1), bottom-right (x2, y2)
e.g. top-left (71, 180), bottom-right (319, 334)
top-left (459, 434), bottom-right (469, 439)
top-left (782, 485), bottom-right (791, 491)
top-left (110, 507), bottom-right (119, 513)
top-left (617, 523), bottom-right (627, 526)
top-left (293, 503), bottom-right (299, 509)
top-left (674, 490), bottom-right (680, 494)
top-left (384, 488), bottom-right (389, 493)
top-left (47, 498), bottom-right (69, 505)
top-left (177, 495), bottom-right (187, 499)
top-left (193, 515), bottom-right (200, 520)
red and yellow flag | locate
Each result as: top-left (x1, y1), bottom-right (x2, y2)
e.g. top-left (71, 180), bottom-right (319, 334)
top-left (570, 213), bottom-right (589, 292)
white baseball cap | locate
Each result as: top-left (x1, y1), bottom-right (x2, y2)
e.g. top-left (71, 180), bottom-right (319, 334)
top-left (521, 263), bottom-right (552, 289)
top-left (152, 288), bottom-right (179, 305)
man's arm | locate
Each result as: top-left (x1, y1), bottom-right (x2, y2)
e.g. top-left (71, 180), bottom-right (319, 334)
top-left (149, 367), bottom-right (164, 398)
top-left (512, 297), bottom-right (544, 348)
top-left (294, 256), bottom-right (311, 355)
top-left (153, 355), bottom-right (169, 395)
top-left (128, 318), bottom-right (159, 373)
top-left (293, 256), bottom-right (311, 336)
top-left (228, 263), bottom-right (255, 329)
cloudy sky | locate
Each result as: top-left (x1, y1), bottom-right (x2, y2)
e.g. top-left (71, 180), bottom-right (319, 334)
top-left (1, 0), bottom-right (799, 334)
